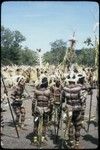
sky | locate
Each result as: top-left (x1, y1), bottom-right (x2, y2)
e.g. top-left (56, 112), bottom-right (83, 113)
top-left (1, 1), bottom-right (99, 54)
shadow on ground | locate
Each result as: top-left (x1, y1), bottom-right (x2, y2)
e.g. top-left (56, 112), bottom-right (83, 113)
top-left (89, 120), bottom-right (98, 127)
top-left (6, 121), bottom-right (15, 127)
top-left (26, 132), bottom-right (52, 149)
top-left (26, 132), bottom-right (34, 143)
top-left (82, 134), bottom-right (98, 145)
top-left (6, 121), bottom-right (28, 127)
top-left (48, 128), bottom-right (69, 149)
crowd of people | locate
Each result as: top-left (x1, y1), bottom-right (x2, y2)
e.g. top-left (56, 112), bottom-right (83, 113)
top-left (1, 64), bottom-right (98, 149)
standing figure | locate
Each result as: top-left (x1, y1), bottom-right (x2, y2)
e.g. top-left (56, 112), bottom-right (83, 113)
top-left (86, 68), bottom-right (93, 86)
top-left (1, 98), bottom-right (5, 146)
top-left (11, 77), bottom-right (26, 129)
top-left (1, 91), bottom-right (8, 146)
top-left (77, 74), bottom-right (88, 129)
top-left (62, 72), bottom-right (89, 149)
top-left (32, 77), bottom-right (53, 144)
top-left (49, 79), bottom-right (63, 124)
top-left (96, 87), bottom-right (99, 125)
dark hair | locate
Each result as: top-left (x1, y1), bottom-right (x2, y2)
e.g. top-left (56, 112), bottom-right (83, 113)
top-left (72, 75), bottom-right (75, 79)
top-left (44, 71), bottom-right (47, 73)
top-left (40, 77), bottom-right (48, 88)
top-left (77, 77), bottom-right (85, 84)
top-left (74, 68), bottom-right (78, 73)
top-left (56, 80), bottom-right (60, 87)
top-left (67, 75), bottom-right (70, 79)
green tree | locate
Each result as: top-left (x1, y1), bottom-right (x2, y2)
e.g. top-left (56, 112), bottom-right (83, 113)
top-left (84, 37), bottom-right (94, 46)
top-left (43, 39), bottom-right (66, 65)
top-left (76, 48), bottom-right (95, 67)
top-left (1, 26), bottom-right (26, 65)
top-left (81, 37), bottom-right (95, 66)
top-left (20, 47), bottom-right (38, 66)
top-left (43, 52), bottom-right (52, 64)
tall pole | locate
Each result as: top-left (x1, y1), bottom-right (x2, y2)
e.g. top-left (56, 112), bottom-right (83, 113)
top-left (37, 49), bottom-right (42, 69)
top-left (94, 35), bottom-right (99, 68)
top-left (87, 90), bottom-right (93, 132)
top-left (63, 32), bottom-right (76, 71)
top-left (1, 74), bottom-right (20, 138)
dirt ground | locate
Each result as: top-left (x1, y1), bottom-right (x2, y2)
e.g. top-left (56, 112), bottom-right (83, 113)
top-left (1, 83), bottom-right (98, 149)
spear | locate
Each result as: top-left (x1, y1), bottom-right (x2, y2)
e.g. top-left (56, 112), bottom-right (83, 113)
top-left (87, 89), bottom-right (93, 132)
top-left (1, 74), bottom-right (20, 138)
top-left (56, 93), bottom-right (63, 148)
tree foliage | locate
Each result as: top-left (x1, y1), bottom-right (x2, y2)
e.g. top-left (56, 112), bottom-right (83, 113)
top-left (84, 37), bottom-right (94, 46)
top-left (43, 39), bottom-right (66, 65)
top-left (1, 26), bottom-right (38, 65)
top-left (20, 47), bottom-right (38, 66)
top-left (76, 48), bottom-right (95, 67)
top-left (43, 38), bottom-right (96, 67)
top-left (1, 26), bottom-right (96, 67)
